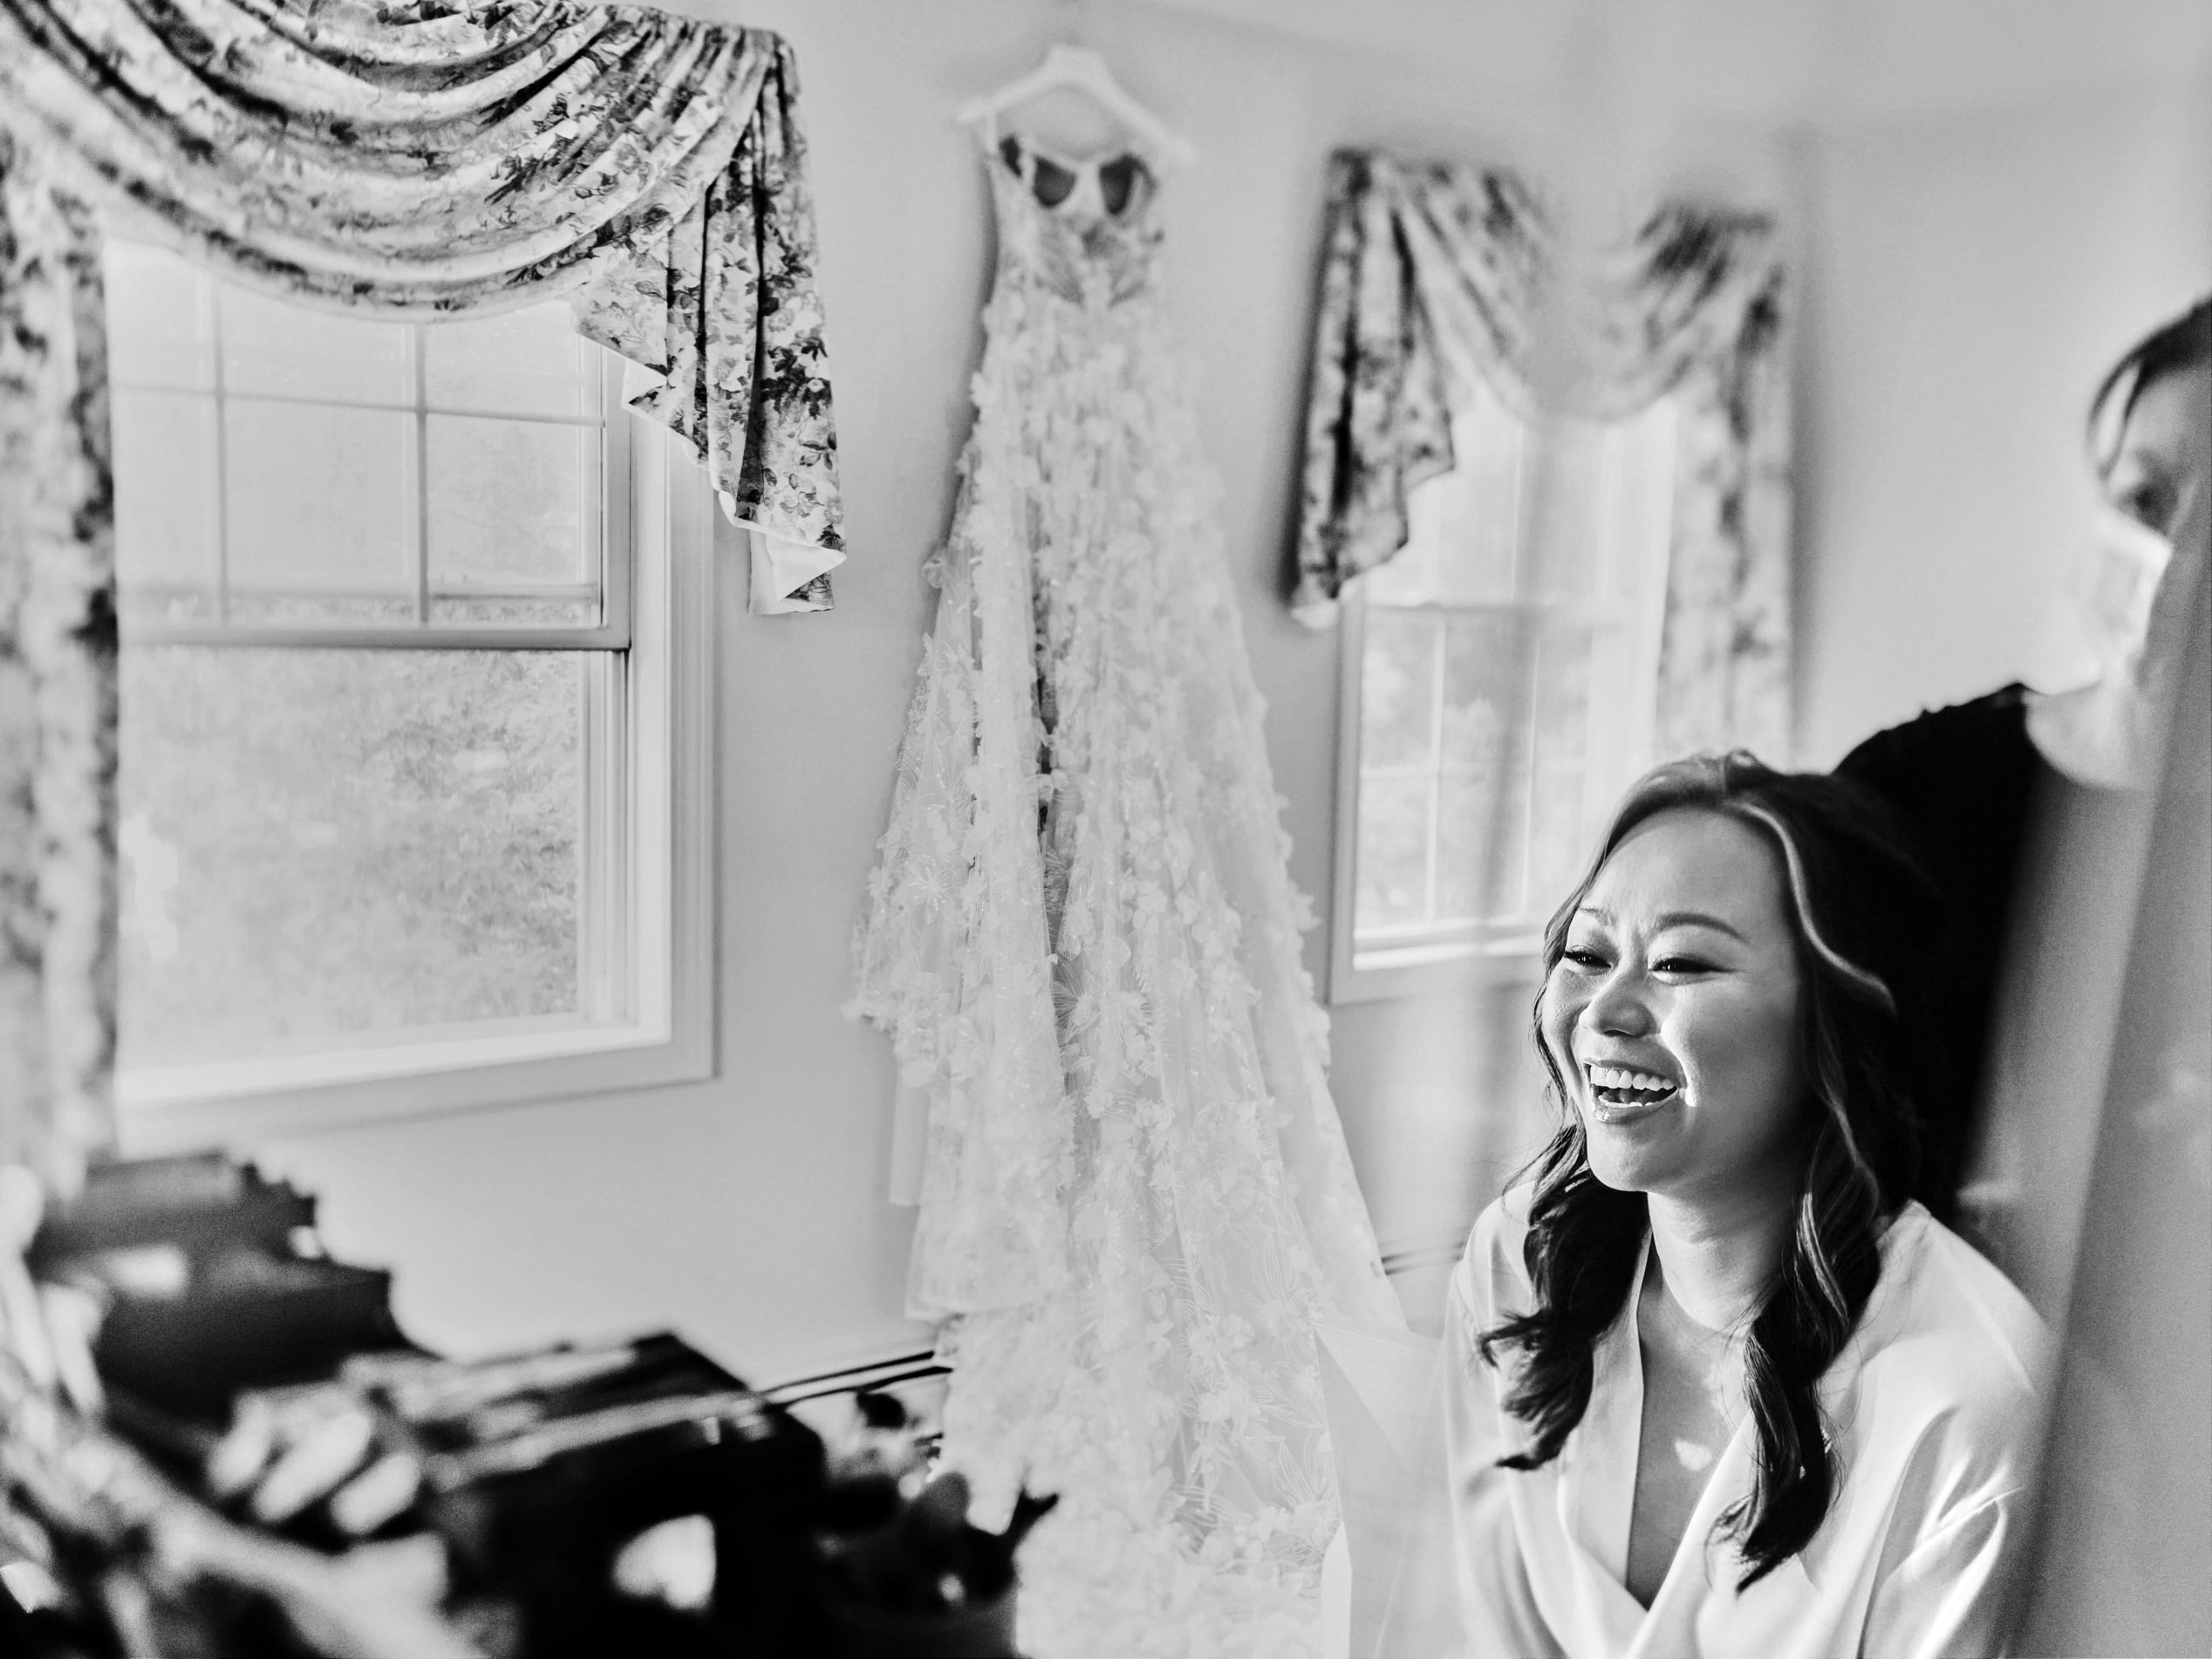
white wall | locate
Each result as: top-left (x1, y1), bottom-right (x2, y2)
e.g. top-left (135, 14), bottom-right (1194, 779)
top-left (246, 0), bottom-right (1661, 1384)
top-left (1792, 79), bottom-right (2212, 765)
top-left (236, 3), bottom-right (2211, 1386)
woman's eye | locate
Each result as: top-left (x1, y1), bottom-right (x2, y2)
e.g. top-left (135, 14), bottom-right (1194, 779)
top-left (2120, 484), bottom-right (2174, 534)
top-left (1561, 947), bottom-right (1608, 971)
top-left (1653, 956), bottom-right (1716, 976)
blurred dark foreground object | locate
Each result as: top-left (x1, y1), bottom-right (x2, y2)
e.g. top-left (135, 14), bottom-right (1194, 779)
top-left (815, 1459), bottom-right (1056, 1659)
top-left (31, 1152), bottom-right (406, 1420)
top-left (3, 1150), bottom-right (830, 1657)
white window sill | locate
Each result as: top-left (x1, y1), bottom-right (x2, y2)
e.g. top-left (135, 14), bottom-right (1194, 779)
top-left (117, 1015), bottom-right (711, 1152)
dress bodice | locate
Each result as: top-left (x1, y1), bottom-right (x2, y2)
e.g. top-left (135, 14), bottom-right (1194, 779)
top-left (986, 131), bottom-right (1161, 310)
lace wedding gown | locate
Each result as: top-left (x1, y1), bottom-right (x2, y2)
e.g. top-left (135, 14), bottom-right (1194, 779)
top-left (852, 131), bottom-right (1400, 1656)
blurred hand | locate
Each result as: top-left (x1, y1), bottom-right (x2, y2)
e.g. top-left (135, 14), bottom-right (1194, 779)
top-left (0, 1164), bottom-right (99, 1413)
top-left (155, 1517), bottom-right (482, 1659)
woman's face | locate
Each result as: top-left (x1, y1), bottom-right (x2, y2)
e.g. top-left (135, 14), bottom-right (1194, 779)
top-left (1540, 808), bottom-right (1807, 1207)
top-left (2104, 362), bottom-right (2212, 705)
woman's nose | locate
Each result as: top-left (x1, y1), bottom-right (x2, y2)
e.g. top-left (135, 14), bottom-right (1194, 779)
top-left (1580, 965), bottom-right (1655, 1037)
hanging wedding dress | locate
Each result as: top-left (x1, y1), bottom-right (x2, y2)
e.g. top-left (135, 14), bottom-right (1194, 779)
top-left (852, 129), bottom-right (1401, 1656)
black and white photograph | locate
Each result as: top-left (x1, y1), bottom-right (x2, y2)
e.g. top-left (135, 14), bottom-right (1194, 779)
top-left (1, 1), bottom-right (2206, 1654)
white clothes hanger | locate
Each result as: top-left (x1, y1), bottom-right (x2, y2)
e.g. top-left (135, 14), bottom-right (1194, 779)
top-left (955, 41), bottom-right (1197, 171)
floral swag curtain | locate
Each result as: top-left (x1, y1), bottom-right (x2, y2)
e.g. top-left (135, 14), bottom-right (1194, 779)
top-left (0, 129), bottom-right (113, 1191)
top-left (0, 0), bottom-right (845, 1185)
top-left (1293, 149), bottom-right (1792, 762)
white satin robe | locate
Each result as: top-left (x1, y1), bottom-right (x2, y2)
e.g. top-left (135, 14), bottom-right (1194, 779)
top-left (1382, 1187), bottom-right (2047, 1659)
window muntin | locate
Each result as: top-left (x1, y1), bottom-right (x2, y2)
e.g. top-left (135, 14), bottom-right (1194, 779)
top-left (1333, 381), bottom-right (1679, 997)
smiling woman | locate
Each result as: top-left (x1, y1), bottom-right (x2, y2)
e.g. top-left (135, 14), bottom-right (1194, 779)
top-left (1384, 754), bottom-right (2050, 1659)
top-left (1548, 815), bottom-right (1809, 1210)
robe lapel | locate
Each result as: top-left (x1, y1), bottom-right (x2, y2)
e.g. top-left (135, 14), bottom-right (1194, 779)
top-left (1633, 1410), bottom-right (1818, 1659)
top-left (1554, 1240), bottom-right (1654, 1654)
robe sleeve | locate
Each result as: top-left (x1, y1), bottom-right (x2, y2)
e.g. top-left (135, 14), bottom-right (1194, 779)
top-left (1860, 1492), bottom-right (2028, 1659)
top-left (1376, 1231), bottom-right (1564, 1659)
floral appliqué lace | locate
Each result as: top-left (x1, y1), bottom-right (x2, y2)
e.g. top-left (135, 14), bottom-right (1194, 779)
top-left (850, 133), bottom-right (1401, 1657)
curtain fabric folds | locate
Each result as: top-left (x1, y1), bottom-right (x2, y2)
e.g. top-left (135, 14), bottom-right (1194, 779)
top-left (1294, 149), bottom-right (1791, 759)
top-left (0, 0), bottom-right (844, 611)
top-left (0, 0), bottom-right (843, 1179)
top-left (0, 129), bottom-right (117, 1194)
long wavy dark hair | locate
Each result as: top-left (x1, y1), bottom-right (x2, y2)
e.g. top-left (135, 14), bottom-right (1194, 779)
top-left (1479, 754), bottom-right (1945, 1587)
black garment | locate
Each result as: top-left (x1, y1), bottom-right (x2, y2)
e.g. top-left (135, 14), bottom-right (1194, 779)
top-left (1834, 685), bottom-right (2046, 1218)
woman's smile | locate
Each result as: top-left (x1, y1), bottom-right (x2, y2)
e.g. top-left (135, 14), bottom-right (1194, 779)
top-left (1580, 1059), bottom-right (1682, 1122)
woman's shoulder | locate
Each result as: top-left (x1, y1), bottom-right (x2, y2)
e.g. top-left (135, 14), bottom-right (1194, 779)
top-left (1835, 684), bottom-right (2035, 781)
top-left (1452, 1184), bottom-right (1540, 1320)
top-left (1465, 1181), bottom-right (1536, 1259)
top-left (1839, 1205), bottom-right (2051, 1532)
top-left (1865, 1202), bottom-right (2050, 1417)
top-left (1833, 685), bottom-right (2041, 830)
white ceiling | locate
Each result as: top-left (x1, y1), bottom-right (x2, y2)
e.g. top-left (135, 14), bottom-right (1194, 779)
top-left (1140, 0), bottom-right (2212, 123)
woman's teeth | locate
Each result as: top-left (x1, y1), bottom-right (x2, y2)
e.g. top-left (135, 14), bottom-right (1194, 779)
top-left (1587, 1064), bottom-right (1676, 1104)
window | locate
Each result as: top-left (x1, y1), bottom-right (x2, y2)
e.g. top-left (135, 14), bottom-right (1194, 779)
top-left (1329, 379), bottom-right (1680, 1002)
top-left (106, 242), bottom-right (714, 1144)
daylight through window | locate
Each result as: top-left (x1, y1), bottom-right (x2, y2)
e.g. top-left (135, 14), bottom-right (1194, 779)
top-left (106, 242), bottom-right (659, 1099)
top-left (1334, 379), bottom-right (1681, 993)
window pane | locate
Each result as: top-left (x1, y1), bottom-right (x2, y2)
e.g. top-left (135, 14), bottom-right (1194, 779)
top-left (1440, 612), bottom-right (1524, 771)
top-left (1369, 400), bottom-right (1525, 608)
top-left (1526, 619), bottom-right (1597, 913)
top-left (221, 286), bottom-right (413, 406)
top-left (1355, 773), bottom-right (1431, 935)
top-left (1522, 420), bottom-right (1616, 603)
top-left (1361, 610), bottom-right (1437, 768)
top-left (118, 647), bottom-right (585, 1067)
top-left (113, 389), bottom-right (219, 597)
top-left (424, 305), bottom-right (598, 420)
top-left (1430, 396), bottom-right (1523, 604)
top-left (1592, 400), bottom-right (1682, 604)
top-left (1437, 766), bottom-right (1528, 924)
top-left (427, 414), bottom-right (595, 591)
top-left (1438, 612), bottom-right (1532, 923)
top-left (104, 243), bottom-right (214, 392)
top-left (225, 399), bottom-right (414, 594)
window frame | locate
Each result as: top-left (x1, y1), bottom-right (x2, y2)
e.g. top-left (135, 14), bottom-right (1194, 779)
top-left (1326, 406), bottom-right (1678, 1007)
top-left (115, 413), bottom-right (718, 1151)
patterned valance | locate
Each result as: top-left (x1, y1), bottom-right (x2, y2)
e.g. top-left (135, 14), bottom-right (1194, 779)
top-left (0, 0), bottom-right (843, 611)
top-left (1294, 149), bottom-right (1791, 759)
top-left (0, 0), bottom-right (843, 1183)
